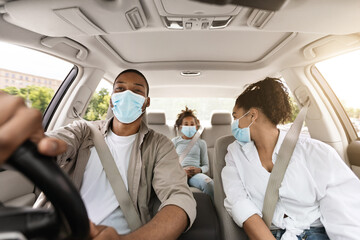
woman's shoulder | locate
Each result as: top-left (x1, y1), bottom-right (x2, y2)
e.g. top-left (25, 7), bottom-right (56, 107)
top-left (226, 140), bottom-right (241, 152)
top-left (296, 134), bottom-right (332, 150)
top-left (292, 134), bottom-right (340, 162)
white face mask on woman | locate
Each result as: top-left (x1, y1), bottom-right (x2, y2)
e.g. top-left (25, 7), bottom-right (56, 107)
top-left (231, 111), bottom-right (254, 143)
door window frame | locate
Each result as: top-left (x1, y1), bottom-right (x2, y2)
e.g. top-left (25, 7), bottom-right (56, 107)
top-left (311, 65), bottom-right (359, 141)
top-left (42, 66), bottom-right (78, 131)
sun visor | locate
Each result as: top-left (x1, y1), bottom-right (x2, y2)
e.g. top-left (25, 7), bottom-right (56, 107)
top-left (53, 8), bottom-right (106, 36)
top-left (1, 0), bottom-right (147, 37)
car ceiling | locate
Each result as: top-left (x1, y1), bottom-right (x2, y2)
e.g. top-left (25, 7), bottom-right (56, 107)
top-left (0, 0), bottom-right (360, 97)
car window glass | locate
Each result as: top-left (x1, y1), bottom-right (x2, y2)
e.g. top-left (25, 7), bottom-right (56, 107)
top-left (315, 51), bottom-right (360, 136)
top-left (84, 79), bottom-right (112, 121)
top-left (148, 94), bottom-right (304, 132)
top-left (148, 97), bottom-right (234, 126)
top-left (0, 41), bottom-right (73, 113)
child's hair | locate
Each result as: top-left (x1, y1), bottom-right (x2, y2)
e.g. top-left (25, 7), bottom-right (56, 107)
top-left (175, 106), bottom-right (200, 129)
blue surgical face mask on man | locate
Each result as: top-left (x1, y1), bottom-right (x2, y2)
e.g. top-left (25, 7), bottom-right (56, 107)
top-left (111, 90), bottom-right (146, 124)
top-left (181, 126), bottom-right (197, 138)
top-left (231, 111), bottom-right (254, 143)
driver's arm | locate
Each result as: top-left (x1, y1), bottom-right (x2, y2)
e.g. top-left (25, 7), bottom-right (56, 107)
top-left (90, 134), bottom-right (195, 240)
top-left (90, 205), bottom-right (188, 240)
top-left (0, 91), bottom-right (67, 165)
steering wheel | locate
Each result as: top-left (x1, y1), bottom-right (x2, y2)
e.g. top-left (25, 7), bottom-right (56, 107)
top-left (0, 140), bottom-right (89, 239)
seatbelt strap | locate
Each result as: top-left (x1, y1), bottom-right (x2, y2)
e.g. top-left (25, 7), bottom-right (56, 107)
top-left (262, 99), bottom-right (310, 227)
top-left (87, 123), bottom-right (142, 231)
top-left (179, 127), bottom-right (204, 163)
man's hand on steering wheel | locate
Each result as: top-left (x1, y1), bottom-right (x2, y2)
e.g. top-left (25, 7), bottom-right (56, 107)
top-left (0, 91), bottom-right (67, 165)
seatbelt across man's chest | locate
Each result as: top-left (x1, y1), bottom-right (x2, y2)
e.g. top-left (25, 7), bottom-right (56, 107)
top-left (87, 123), bottom-right (142, 232)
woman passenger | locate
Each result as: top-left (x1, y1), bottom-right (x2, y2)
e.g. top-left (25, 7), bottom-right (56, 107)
top-left (222, 77), bottom-right (360, 240)
top-left (172, 107), bottom-right (214, 200)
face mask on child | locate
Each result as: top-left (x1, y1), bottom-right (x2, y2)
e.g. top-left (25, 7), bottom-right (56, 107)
top-left (181, 126), bottom-right (197, 138)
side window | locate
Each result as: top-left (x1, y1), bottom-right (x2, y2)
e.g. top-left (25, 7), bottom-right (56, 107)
top-left (315, 50), bottom-right (360, 137)
top-left (0, 41), bottom-right (73, 113)
top-left (84, 79), bottom-right (112, 121)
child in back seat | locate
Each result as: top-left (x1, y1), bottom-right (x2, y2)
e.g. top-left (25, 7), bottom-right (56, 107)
top-left (172, 106), bottom-right (214, 200)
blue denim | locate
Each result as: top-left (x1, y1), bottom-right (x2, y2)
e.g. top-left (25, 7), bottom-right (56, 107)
top-left (271, 227), bottom-right (329, 240)
top-left (188, 173), bottom-right (214, 200)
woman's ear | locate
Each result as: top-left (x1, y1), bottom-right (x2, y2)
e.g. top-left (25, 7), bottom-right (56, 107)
top-left (249, 108), bottom-right (259, 121)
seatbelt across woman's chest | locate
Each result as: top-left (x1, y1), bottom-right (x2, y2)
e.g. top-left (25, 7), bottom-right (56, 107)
top-left (262, 99), bottom-right (310, 227)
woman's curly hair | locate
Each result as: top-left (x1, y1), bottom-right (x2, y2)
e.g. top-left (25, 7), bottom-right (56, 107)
top-left (175, 106), bottom-right (199, 129)
top-left (235, 77), bottom-right (292, 125)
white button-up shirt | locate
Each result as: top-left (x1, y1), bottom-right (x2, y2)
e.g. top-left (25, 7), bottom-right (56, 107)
top-left (222, 130), bottom-right (360, 240)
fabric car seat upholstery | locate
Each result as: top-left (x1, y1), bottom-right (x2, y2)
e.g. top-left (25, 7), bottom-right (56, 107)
top-left (201, 112), bottom-right (232, 178)
top-left (147, 111), bottom-right (175, 139)
top-left (214, 135), bottom-right (248, 240)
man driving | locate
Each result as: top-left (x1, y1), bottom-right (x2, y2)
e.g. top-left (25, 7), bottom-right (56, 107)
top-left (0, 69), bottom-right (196, 240)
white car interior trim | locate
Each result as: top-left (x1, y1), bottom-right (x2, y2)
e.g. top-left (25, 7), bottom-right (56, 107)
top-left (281, 68), bottom-right (347, 161)
top-left (51, 68), bottom-right (104, 130)
top-left (40, 37), bottom-right (89, 61)
top-left (54, 7), bottom-right (106, 36)
top-left (94, 36), bottom-right (127, 64)
top-left (125, 7), bottom-right (147, 30)
top-left (66, 85), bottom-right (92, 120)
top-left (102, 31), bottom-right (297, 63)
top-left (246, 9), bottom-right (275, 29)
top-left (0, 170), bottom-right (34, 204)
top-left (303, 34), bottom-right (360, 60)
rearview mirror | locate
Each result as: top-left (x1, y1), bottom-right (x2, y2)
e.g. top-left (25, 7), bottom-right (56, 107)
top-left (191, 0), bottom-right (288, 11)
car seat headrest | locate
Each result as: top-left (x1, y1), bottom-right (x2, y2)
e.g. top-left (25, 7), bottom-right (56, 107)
top-left (147, 112), bottom-right (166, 125)
top-left (211, 112), bottom-right (232, 125)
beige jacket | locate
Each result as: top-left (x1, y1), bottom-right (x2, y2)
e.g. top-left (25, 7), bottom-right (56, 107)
top-left (47, 117), bottom-right (196, 229)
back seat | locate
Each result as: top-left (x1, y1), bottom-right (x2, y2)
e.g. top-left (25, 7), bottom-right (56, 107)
top-left (147, 111), bottom-right (232, 180)
top-left (147, 111), bottom-right (175, 139)
top-left (201, 112), bottom-right (232, 178)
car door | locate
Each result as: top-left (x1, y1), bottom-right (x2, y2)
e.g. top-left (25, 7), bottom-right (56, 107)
top-left (312, 51), bottom-right (360, 178)
top-left (0, 41), bottom-right (74, 207)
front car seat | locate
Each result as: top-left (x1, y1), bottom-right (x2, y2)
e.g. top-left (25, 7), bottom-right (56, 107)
top-left (214, 135), bottom-right (248, 240)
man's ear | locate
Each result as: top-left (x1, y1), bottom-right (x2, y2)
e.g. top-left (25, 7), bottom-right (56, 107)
top-left (109, 95), bottom-right (114, 108)
top-left (142, 97), bottom-right (150, 112)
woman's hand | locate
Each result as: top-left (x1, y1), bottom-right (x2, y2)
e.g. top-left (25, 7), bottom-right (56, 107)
top-left (184, 166), bottom-right (202, 178)
top-left (0, 91), bottom-right (67, 165)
